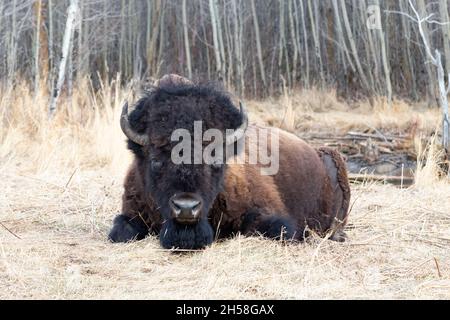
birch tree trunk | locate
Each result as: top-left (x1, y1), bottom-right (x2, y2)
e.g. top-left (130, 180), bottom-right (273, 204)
top-left (199, 0), bottom-right (211, 80)
top-left (331, 0), bottom-right (353, 72)
top-left (308, 0), bottom-right (324, 85)
top-left (298, 0), bottom-right (310, 88)
top-left (157, 2), bottom-right (165, 77)
top-left (374, 0), bottom-right (392, 105)
top-left (76, 0), bottom-right (84, 82)
top-left (340, 0), bottom-right (371, 94)
top-left (250, 0), bottom-right (266, 88)
top-left (416, 0), bottom-right (437, 101)
top-left (231, 0), bottom-right (244, 95)
top-left (407, 0), bottom-right (449, 154)
top-left (435, 52), bottom-right (450, 154)
top-left (214, 0), bottom-right (226, 81)
top-left (182, 0), bottom-right (192, 79)
top-left (399, 0), bottom-right (417, 99)
top-left (7, 0), bottom-right (18, 87)
top-left (48, 0), bottom-right (79, 117)
top-left (288, 0), bottom-right (299, 86)
top-left (209, 0), bottom-right (222, 78)
top-left (439, 0), bottom-right (450, 76)
top-left (33, 0), bottom-right (43, 94)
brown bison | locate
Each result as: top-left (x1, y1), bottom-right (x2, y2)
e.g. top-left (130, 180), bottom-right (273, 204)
top-left (109, 74), bottom-right (350, 249)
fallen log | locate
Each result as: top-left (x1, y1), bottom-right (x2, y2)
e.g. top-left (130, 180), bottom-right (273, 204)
top-left (348, 173), bottom-right (414, 187)
top-left (347, 131), bottom-right (409, 142)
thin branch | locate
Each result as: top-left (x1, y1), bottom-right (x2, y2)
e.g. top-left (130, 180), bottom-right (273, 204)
top-left (0, 221), bottom-right (21, 239)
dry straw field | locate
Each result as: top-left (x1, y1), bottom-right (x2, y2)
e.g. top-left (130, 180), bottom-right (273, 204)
top-left (0, 80), bottom-right (449, 299)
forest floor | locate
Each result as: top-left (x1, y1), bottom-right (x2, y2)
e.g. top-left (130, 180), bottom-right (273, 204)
top-left (0, 85), bottom-right (449, 299)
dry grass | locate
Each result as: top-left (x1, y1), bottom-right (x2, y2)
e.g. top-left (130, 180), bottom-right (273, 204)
top-left (249, 88), bottom-right (440, 138)
top-left (1, 81), bottom-right (449, 299)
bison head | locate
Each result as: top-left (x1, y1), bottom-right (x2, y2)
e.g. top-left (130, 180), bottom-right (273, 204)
top-left (120, 79), bottom-right (247, 249)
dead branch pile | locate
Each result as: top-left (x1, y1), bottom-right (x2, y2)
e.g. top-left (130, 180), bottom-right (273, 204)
top-left (302, 129), bottom-right (418, 186)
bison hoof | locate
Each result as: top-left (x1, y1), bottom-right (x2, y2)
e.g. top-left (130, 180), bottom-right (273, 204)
top-left (108, 214), bottom-right (149, 243)
top-left (330, 230), bottom-right (348, 242)
top-left (160, 219), bottom-right (214, 250)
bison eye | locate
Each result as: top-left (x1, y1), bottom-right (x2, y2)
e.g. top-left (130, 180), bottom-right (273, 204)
top-left (151, 160), bottom-right (163, 171)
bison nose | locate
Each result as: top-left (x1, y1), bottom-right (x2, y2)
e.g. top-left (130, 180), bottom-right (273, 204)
top-left (169, 194), bottom-right (202, 224)
top-left (172, 198), bottom-right (201, 211)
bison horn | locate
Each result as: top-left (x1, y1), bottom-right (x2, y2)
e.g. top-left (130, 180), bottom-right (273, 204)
top-left (225, 101), bottom-right (249, 145)
top-left (120, 102), bottom-right (150, 146)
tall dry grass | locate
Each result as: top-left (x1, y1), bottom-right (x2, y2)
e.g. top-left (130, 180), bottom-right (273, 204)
top-left (0, 79), bottom-right (449, 299)
top-left (249, 88), bottom-right (440, 139)
top-left (0, 77), bottom-right (131, 176)
top-left (1, 79), bottom-right (443, 175)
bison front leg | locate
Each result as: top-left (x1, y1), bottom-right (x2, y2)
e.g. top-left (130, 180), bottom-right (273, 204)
top-left (240, 210), bottom-right (297, 241)
top-left (108, 214), bottom-right (149, 243)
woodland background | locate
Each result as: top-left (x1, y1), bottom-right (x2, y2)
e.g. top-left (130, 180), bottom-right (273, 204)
top-left (1, 0), bottom-right (450, 102)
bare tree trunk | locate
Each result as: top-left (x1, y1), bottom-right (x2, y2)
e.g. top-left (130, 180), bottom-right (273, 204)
top-left (292, 0), bottom-right (304, 85)
top-left (238, 0), bottom-right (245, 94)
top-left (182, 0), bottom-right (192, 79)
top-left (119, 0), bottom-right (126, 77)
top-left (278, 0), bottom-right (292, 89)
top-left (223, 5), bottom-right (233, 88)
top-left (278, 0), bottom-right (285, 85)
top-left (48, 0), bottom-right (79, 117)
top-left (288, 0), bottom-right (298, 86)
top-left (214, 0), bottom-right (226, 81)
top-left (199, 0), bottom-right (211, 80)
top-left (231, 0), bottom-right (244, 95)
top-left (416, 0), bottom-right (437, 102)
top-left (32, 0), bottom-right (50, 93)
top-left (374, 0), bottom-right (392, 105)
top-left (397, 1), bottom-right (416, 99)
top-left (439, 0), bottom-right (450, 76)
top-left (7, 0), bottom-right (18, 87)
top-left (157, 2), bottom-right (165, 77)
top-left (48, 0), bottom-right (55, 97)
top-left (406, 0), bottom-right (449, 153)
top-left (209, 0), bottom-right (222, 78)
top-left (361, 0), bottom-right (378, 93)
top-left (103, 0), bottom-right (109, 77)
top-left (436, 52), bottom-right (450, 154)
top-left (340, 0), bottom-right (371, 94)
top-left (331, 0), bottom-right (353, 72)
top-left (298, 0), bottom-right (310, 88)
top-left (33, 0), bottom-right (43, 94)
top-left (250, 0), bottom-right (266, 88)
top-left (308, 0), bottom-right (324, 85)
top-left (76, 0), bottom-right (84, 82)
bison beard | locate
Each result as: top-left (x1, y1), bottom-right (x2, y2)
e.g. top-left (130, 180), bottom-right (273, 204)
top-left (160, 219), bottom-right (214, 250)
top-left (108, 75), bottom-right (351, 250)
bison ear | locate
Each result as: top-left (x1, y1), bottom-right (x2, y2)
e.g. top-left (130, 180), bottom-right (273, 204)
top-left (125, 98), bottom-right (149, 159)
top-left (127, 98), bottom-right (149, 134)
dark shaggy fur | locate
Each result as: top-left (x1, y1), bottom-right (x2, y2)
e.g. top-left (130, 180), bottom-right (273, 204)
top-left (240, 209), bottom-right (297, 240)
top-left (109, 76), bottom-right (351, 249)
top-left (160, 219), bottom-right (214, 250)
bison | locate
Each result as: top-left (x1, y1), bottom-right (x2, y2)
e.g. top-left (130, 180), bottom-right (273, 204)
top-left (109, 74), bottom-right (350, 249)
